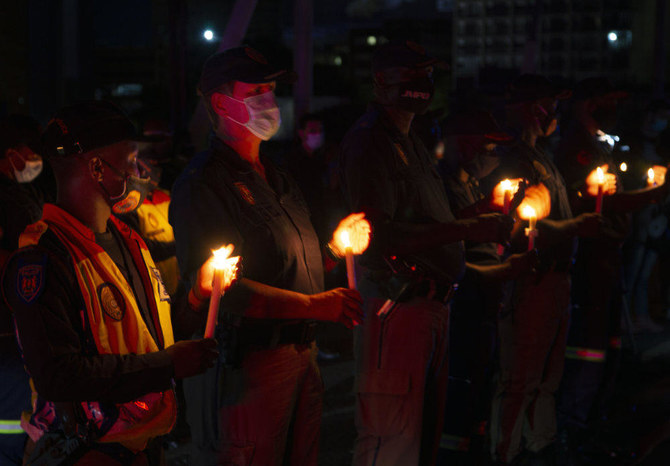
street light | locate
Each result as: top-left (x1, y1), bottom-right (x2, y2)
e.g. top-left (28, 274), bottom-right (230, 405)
top-left (203, 29), bottom-right (214, 41)
top-left (608, 31), bottom-right (618, 42)
top-left (367, 35), bottom-right (377, 46)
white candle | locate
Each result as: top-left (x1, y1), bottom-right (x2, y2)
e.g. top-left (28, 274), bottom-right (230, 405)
top-left (523, 205), bottom-right (537, 251)
top-left (498, 179), bottom-right (513, 255)
top-left (341, 230), bottom-right (357, 290)
top-left (648, 167), bottom-right (656, 187)
top-left (595, 167), bottom-right (604, 213)
top-left (204, 246), bottom-right (238, 338)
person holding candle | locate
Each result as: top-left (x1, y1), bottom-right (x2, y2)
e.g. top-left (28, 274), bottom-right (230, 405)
top-left (555, 78), bottom-right (670, 459)
top-left (339, 41), bottom-right (515, 466)
top-left (437, 109), bottom-right (541, 464)
top-left (484, 74), bottom-right (603, 465)
top-left (1, 102), bottom-right (221, 465)
top-left (168, 46), bottom-right (364, 466)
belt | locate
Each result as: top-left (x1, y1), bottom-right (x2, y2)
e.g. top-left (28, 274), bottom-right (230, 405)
top-left (239, 321), bottom-right (317, 348)
top-left (413, 280), bottom-right (458, 304)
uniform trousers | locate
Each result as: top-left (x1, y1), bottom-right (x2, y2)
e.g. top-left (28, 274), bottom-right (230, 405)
top-left (491, 271), bottom-right (571, 463)
top-left (353, 294), bottom-right (450, 466)
top-left (185, 341), bottom-right (322, 466)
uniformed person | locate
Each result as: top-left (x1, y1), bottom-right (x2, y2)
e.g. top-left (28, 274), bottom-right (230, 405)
top-left (555, 77), bottom-right (669, 456)
top-left (437, 110), bottom-right (536, 464)
top-left (1, 101), bottom-right (219, 464)
top-left (339, 41), bottom-right (514, 466)
top-left (486, 75), bottom-right (602, 465)
top-left (169, 46), bottom-right (363, 466)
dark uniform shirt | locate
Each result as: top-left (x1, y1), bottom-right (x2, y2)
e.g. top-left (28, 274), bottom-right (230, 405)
top-left (487, 140), bottom-right (576, 268)
top-left (1, 222), bottom-right (175, 406)
top-left (340, 103), bottom-right (465, 284)
top-left (443, 169), bottom-right (500, 266)
top-left (169, 137), bottom-right (324, 323)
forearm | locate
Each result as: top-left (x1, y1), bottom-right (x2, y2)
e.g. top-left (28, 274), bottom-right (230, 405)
top-left (222, 278), bottom-right (313, 320)
top-left (382, 220), bottom-right (471, 256)
top-left (456, 198), bottom-right (493, 219)
top-left (603, 187), bottom-right (668, 213)
top-left (536, 218), bottom-right (578, 246)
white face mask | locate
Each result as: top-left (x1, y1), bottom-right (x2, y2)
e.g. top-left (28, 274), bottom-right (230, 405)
top-left (305, 132), bottom-right (324, 151)
top-left (226, 91), bottom-right (281, 141)
top-left (11, 158), bottom-right (43, 183)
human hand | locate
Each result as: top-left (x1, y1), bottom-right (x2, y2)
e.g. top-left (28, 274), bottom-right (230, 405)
top-left (193, 245), bottom-right (240, 300)
top-left (490, 178), bottom-right (525, 212)
top-left (585, 164), bottom-right (617, 196)
top-left (329, 213), bottom-right (371, 257)
top-left (309, 288), bottom-right (364, 329)
top-left (166, 338), bottom-right (219, 379)
top-left (503, 250), bottom-right (539, 279)
top-left (574, 212), bottom-right (603, 237)
top-left (463, 213), bottom-right (514, 244)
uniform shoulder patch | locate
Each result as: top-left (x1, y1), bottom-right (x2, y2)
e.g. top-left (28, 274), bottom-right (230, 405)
top-left (234, 182), bottom-right (255, 205)
top-left (16, 256), bottom-right (46, 304)
top-left (97, 282), bottom-right (126, 321)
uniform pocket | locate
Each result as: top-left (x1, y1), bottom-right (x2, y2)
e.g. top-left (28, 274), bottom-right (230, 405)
top-left (355, 369), bottom-right (411, 437)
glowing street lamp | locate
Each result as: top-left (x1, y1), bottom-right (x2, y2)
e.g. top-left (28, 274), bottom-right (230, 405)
top-left (608, 31), bottom-right (618, 42)
top-left (203, 29), bottom-right (214, 41)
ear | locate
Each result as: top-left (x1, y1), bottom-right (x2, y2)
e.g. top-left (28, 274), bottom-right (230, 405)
top-left (211, 93), bottom-right (230, 118)
top-left (89, 157), bottom-right (104, 182)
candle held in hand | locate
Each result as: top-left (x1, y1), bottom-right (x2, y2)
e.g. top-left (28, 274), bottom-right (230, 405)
top-left (522, 205), bottom-right (538, 251)
top-left (204, 245), bottom-right (240, 339)
top-left (340, 230), bottom-right (357, 289)
top-left (595, 167), bottom-right (604, 213)
top-left (497, 179), bottom-right (513, 255)
top-left (648, 167), bottom-right (656, 187)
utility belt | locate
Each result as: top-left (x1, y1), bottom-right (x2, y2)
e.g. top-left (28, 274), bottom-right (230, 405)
top-left (238, 321), bottom-right (317, 349)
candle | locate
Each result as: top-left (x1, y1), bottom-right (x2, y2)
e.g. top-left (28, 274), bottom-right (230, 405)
top-left (648, 167), bottom-right (656, 187)
top-left (340, 230), bottom-right (357, 289)
top-left (497, 179), bottom-right (513, 255)
top-left (204, 245), bottom-right (240, 338)
top-left (595, 167), bottom-right (604, 213)
top-left (620, 162), bottom-right (628, 172)
top-left (523, 205), bottom-right (538, 251)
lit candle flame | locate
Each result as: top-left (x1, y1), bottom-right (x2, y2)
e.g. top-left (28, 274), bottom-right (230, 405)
top-left (620, 162), bottom-right (628, 172)
top-left (501, 179), bottom-right (512, 191)
top-left (521, 205), bottom-right (536, 220)
top-left (340, 230), bottom-right (352, 249)
top-left (648, 168), bottom-right (655, 184)
top-left (596, 166), bottom-right (604, 184)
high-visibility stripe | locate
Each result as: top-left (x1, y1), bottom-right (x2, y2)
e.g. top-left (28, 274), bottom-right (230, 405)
top-left (440, 433), bottom-right (471, 452)
top-left (610, 336), bottom-right (622, 349)
top-left (565, 346), bottom-right (606, 362)
top-left (0, 420), bottom-right (24, 434)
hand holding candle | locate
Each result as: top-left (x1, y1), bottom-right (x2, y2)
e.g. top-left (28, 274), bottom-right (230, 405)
top-left (204, 244), bottom-right (240, 338)
top-left (492, 178), bottom-right (521, 254)
top-left (585, 165), bottom-right (616, 213)
top-left (329, 213), bottom-right (372, 290)
top-left (647, 165), bottom-right (666, 187)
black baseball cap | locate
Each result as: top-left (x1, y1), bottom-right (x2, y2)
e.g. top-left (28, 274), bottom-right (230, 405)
top-left (198, 46), bottom-right (297, 96)
top-left (572, 77), bottom-right (628, 101)
top-left (372, 40), bottom-right (448, 73)
top-left (0, 114), bottom-right (41, 156)
top-left (42, 101), bottom-right (140, 158)
top-left (506, 74), bottom-right (572, 105)
top-left (443, 110), bottom-right (514, 145)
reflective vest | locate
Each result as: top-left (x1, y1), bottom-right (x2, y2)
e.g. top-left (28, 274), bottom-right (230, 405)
top-left (135, 189), bottom-right (179, 296)
top-left (19, 204), bottom-right (176, 452)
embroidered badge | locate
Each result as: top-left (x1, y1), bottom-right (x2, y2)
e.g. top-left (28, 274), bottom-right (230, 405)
top-left (17, 259), bottom-right (45, 304)
top-left (393, 143), bottom-right (409, 166)
top-left (97, 283), bottom-right (126, 321)
top-left (151, 267), bottom-right (171, 302)
top-left (234, 182), bottom-right (255, 205)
